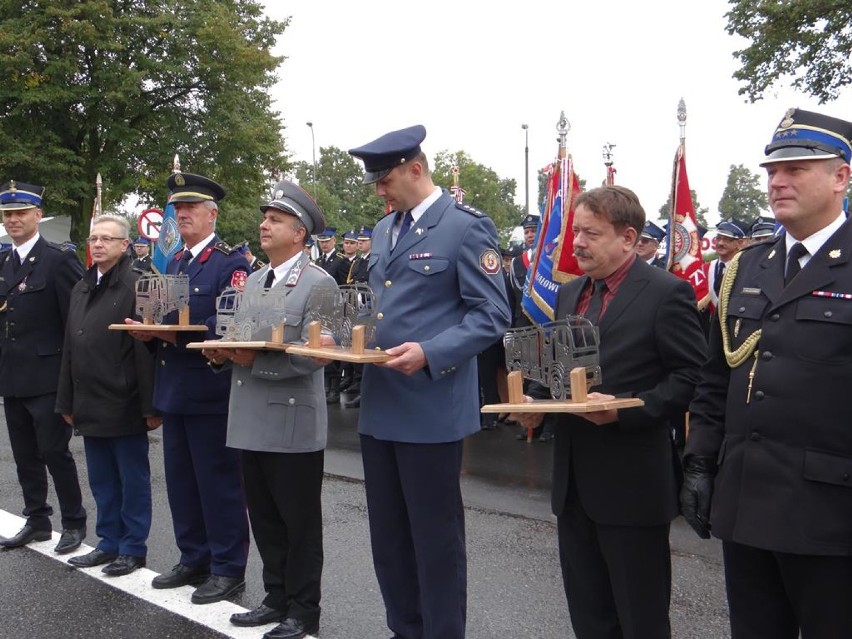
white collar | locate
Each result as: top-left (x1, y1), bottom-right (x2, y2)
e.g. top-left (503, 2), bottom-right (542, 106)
top-left (785, 212), bottom-right (845, 264)
top-left (268, 252), bottom-right (303, 288)
top-left (184, 232), bottom-right (217, 261)
top-left (13, 233), bottom-right (40, 261)
top-left (409, 186), bottom-right (443, 223)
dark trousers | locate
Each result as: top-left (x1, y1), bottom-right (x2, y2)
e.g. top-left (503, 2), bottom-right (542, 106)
top-left (242, 449), bottom-right (324, 624)
top-left (723, 541), bottom-right (852, 639)
top-left (4, 394), bottom-right (85, 530)
top-left (162, 412), bottom-right (249, 577)
top-left (557, 479), bottom-right (671, 639)
top-left (360, 435), bottom-right (467, 639)
top-left (84, 433), bottom-right (151, 557)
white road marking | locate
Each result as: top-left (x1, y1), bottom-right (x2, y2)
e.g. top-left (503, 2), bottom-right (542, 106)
top-left (0, 509), bottom-right (317, 638)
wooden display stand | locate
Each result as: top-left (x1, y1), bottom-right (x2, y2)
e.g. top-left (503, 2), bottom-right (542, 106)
top-left (481, 369), bottom-right (644, 441)
top-left (285, 322), bottom-right (393, 363)
top-left (187, 322), bottom-right (290, 352)
top-left (109, 306), bottom-right (207, 332)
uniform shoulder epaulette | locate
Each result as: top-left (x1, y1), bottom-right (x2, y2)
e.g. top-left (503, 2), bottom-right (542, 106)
top-left (335, 251), bottom-right (345, 258)
top-left (46, 240), bottom-right (75, 252)
top-left (455, 202), bottom-right (484, 217)
top-left (741, 235), bottom-right (782, 253)
top-left (214, 240), bottom-right (239, 255)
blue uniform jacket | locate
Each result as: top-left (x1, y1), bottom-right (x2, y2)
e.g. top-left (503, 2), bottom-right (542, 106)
top-left (359, 191), bottom-right (511, 443)
top-left (153, 236), bottom-right (249, 414)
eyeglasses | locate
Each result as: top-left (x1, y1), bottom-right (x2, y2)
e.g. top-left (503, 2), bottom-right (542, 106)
top-left (87, 235), bottom-right (127, 244)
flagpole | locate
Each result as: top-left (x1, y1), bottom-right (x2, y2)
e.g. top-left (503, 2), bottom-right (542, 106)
top-left (602, 143), bottom-right (616, 186)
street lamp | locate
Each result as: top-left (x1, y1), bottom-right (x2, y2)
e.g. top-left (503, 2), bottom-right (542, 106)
top-left (306, 121), bottom-right (317, 199)
top-left (521, 124), bottom-right (529, 216)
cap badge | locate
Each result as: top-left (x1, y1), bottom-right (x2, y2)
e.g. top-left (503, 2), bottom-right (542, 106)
top-left (8, 180), bottom-right (15, 192)
top-left (780, 108), bottom-right (796, 129)
top-left (275, 189), bottom-right (284, 199)
top-left (174, 174), bottom-right (185, 186)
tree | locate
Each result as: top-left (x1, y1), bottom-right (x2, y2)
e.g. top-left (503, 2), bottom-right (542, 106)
top-left (431, 151), bottom-right (523, 243)
top-left (718, 164), bottom-right (769, 223)
top-left (659, 190), bottom-right (709, 228)
top-left (726, 1), bottom-right (852, 103)
top-left (0, 0), bottom-right (288, 251)
top-left (292, 146), bottom-right (386, 234)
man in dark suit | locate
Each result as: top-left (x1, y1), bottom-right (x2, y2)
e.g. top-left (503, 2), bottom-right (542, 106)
top-left (682, 108), bottom-right (852, 638)
top-left (132, 236), bottom-right (153, 272)
top-left (519, 185), bottom-right (705, 638)
top-left (0, 180), bottom-right (87, 553)
top-left (349, 125), bottom-right (511, 639)
top-left (128, 172), bottom-right (250, 605)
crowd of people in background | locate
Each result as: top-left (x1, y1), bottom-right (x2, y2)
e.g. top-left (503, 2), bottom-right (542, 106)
top-left (1, 107), bottom-right (851, 639)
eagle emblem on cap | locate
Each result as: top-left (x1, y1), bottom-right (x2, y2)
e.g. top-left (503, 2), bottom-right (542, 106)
top-left (780, 108), bottom-right (796, 129)
top-left (8, 180), bottom-right (15, 192)
top-left (174, 174), bottom-right (185, 186)
top-left (274, 189), bottom-right (284, 199)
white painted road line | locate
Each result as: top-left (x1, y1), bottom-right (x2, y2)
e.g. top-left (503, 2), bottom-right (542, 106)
top-left (0, 509), bottom-right (318, 639)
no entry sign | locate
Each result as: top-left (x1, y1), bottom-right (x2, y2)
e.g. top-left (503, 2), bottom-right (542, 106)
top-left (137, 208), bottom-right (164, 240)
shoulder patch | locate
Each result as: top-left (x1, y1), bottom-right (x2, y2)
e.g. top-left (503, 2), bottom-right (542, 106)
top-left (230, 270), bottom-right (248, 291)
top-left (456, 202), bottom-right (484, 217)
top-left (479, 248), bottom-right (501, 275)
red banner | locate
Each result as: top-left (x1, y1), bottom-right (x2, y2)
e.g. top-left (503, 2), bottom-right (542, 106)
top-left (665, 144), bottom-right (709, 306)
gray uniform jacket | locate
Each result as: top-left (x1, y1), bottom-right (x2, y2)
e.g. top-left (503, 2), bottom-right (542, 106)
top-left (224, 253), bottom-right (337, 453)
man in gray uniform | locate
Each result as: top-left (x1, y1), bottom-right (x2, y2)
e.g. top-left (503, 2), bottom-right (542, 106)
top-left (204, 180), bottom-right (336, 639)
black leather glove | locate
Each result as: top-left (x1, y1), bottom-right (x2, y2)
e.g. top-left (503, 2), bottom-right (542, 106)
top-left (680, 456), bottom-right (717, 539)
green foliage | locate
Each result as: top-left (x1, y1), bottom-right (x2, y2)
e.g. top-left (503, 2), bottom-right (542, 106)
top-left (431, 151), bottom-right (523, 243)
top-left (0, 0), bottom-right (288, 245)
top-left (726, 0), bottom-right (852, 103)
top-left (718, 164), bottom-right (769, 223)
top-left (658, 190), bottom-right (709, 227)
top-left (292, 146), bottom-right (386, 234)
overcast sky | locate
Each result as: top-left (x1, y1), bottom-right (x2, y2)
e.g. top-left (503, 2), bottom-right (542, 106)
top-left (262, 1), bottom-right (852, 226)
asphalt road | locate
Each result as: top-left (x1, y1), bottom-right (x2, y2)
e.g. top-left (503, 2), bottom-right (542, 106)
top-left (0, 401), bottom-right (731, 638)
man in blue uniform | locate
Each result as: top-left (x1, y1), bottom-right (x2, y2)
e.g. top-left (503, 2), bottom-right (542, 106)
top-left (682, 108), bottom-right (852, 638)
top-left (129, 172), bottom-right (250, 604)
top-left (0, 181), bottom-right (87, 553)
top-left (349, 125), bottom-right (511, 639)
top-left (636, 220), bottom-right (667, 268)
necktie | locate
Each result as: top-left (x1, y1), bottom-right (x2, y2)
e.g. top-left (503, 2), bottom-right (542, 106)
top-left (396, 210), bottom-right (413, 246)
top-left (177, 249), bottom-right (192, 274)
top-left (713, 261), bottom-right (726, 295)
top-left (12, 250), bottom-right (21, 272)
top-left (263, 269), bottom-right (275, 289)
top-left (785, 242), bottom-right (808, 286)
top-left (584, 279), bottom-right (607, 324)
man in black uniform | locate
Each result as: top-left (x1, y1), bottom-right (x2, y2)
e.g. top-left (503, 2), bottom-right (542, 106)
top-left (636, 220), bottom-right (667, 268)
top-left (313, 226), bottom-right (344, 404)
top-left (335, 229), bottom-right (358, 286)
top-left (682, 108), bottom-right (852, 639)
top-left (0, 181), bottom-right (87, 553)
top-left (509, 213), bottom-right (539, 326)
top-left (132, 236), bottom-right (153, 272)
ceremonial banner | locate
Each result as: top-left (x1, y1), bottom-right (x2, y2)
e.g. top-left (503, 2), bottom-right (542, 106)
top-left (665, 144), bottom-right (710, 305)
top-left (152, 195), bottom-right (180, 274)
top-left (521, 154), bottom-right (583, 325)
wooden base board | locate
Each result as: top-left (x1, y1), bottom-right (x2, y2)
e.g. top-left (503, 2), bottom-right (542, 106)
top-left (186, 340), bottom-right (290, 351)
top-left (481, 397), bottom-right (644, 414)
top-left (286, 344), bottom-right (392, 363)
top-left (108, 324), bottom-right (208, 332)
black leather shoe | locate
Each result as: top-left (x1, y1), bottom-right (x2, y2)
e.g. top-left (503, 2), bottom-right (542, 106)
top-left (152, 563), bottom-right (210, 589)
top-left (54, 527), bottom-right (86, 554)
top-left (0, 525), bottom-right (51, 549)
top-left (191, 574), bottom-right (246, 604)
top-left (68, 548), bottom-right (117, 568)
top-left (102, 554), bottom-right (146, 576)
top-left (231, 604), bottom-right (287, 627)
top-left (263, 617), bottom-right (319, 639)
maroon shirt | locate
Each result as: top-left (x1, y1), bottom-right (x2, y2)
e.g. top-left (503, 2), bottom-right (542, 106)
top-left (576, 253), bottom-right (636, 321)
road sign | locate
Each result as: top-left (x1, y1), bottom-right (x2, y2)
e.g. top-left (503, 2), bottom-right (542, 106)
top-left (138, 208), bottom-right (164, 240)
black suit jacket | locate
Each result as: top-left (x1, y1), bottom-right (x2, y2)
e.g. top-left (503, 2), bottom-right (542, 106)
top-left (688, 220), bottom-right (852, 556)
top-left (550, 258), bottom-right (706, 525)
top-left (0, 237), bottom-right (84, 397)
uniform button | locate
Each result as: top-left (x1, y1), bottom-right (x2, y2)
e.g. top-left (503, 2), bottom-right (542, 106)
top-left (825, 311), bottom-right (833, 318)
top-left (384, 280), bottom-right (392, 288)
top-left (769, 314), bottom-right (780, 321)
top-left (194, 287), bottom-right (200, 293)
top-left (162, 341), bottom-right (168, 347)
top-left (738, 306), bottom-right (746, 313)
top-left (377, 312), bottom-right (384, 320)
top-left (424, 265), bottom-right (431, 272)
top-left (754, 390), bottom-right (765, 401)
top-left (77, 329), bottom-right (83, 335)
top-left (750, 432), bottom-right (761, 441)
top-left (288, 398), bottom-right (295, 405)
top-left (236, 380), bottom-right (243, 387)
top-left (761, 351), bottom-right (773, 361)
top-left (843, 473), bottom-right (850, 482)
top-left (160, 360), bottom-right (166, 366)
top-left (9, 337), bottom-right (14, 342)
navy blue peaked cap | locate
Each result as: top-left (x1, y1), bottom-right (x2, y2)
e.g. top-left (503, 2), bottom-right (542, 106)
top-left (349, 125), bottom-right (427, 184)
top-left (167, 172), bottom-right (226, 203)
top-left (761, 108), bottom-right (852, 166)
top-left (641, 220), bottom-right (665, 242)
top-left (0, 181), bottom-right (44, 210)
